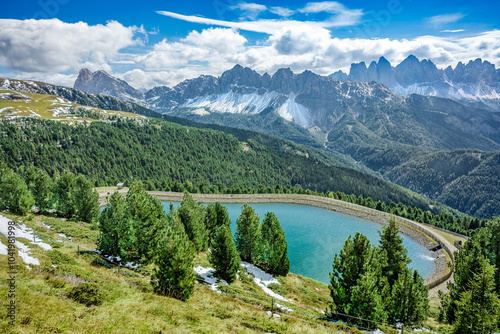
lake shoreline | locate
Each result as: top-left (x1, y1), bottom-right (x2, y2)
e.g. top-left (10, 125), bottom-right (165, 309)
top-left (99, 190), bottom-right (455, 289)
top-left (147, 192), bottom-right (455, 288)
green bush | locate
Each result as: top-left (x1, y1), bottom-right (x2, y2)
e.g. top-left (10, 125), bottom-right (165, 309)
top-left (48, 250), bottom-right (77, 265)
top-left (68, 283), bottom-right (104, 306)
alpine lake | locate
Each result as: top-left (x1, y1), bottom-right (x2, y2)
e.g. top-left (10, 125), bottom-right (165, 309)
top-left (164, 202), bottom-right (435, 284)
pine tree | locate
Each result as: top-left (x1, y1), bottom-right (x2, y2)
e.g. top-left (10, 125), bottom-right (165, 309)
top-left (32, 168), bottom-right (53, 213)
top-left (347, 264), bottom-right (387, 326)
top-left (205, 202), bottom-right (231, 243)
top-left (209, 225), bottom-right (241, 283)
top-left (97, 191), bottom-right (125, 256)
top-left (440, 236), bottom-right (489, 323)
top-left (53, 171), bottom-right (76, 218)
top-left (178, 191), bottom-right (208, 252)
top-left (330, 232), bottom-right (373, 314)
top-left (0, 168), bottom-right (35, 215)
top-left (379, 219), bottom-right (410, 287)
top-left (151, 223), bottom-right (196, 301)
top-left (390, 268), bottom-right (429, 325)
top-left (126, 181), bottom-right (168, 263)
top-left (73, 175), bottom-right (99, 223)
top-left (453, 258), bottom-right (499, 334)
top-left (235, 204), bottom-right (260, 263)
top-left (487, 219), bottom-right (500, 292)
top-left (258, 212), bottom-right (290, 276)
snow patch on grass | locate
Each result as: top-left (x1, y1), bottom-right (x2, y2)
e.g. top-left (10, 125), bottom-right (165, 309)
top-left (241, 261), bottom-right (291, 302)
top-left (194, 265), bottom-right (227, 292)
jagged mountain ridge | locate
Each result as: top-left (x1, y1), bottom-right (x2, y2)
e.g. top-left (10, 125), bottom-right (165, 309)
top-left (333, 55), bottom-right (500, 111)
top-left (74, 68), bottom-right (144, 103)
top-left (144, 65), bottom-right (500, 152)
top-left (68, 65), bottom-right (500, 152)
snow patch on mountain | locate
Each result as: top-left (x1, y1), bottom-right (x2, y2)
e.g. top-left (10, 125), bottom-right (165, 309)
top-left (182, 91), bottom-right (280, 115)
top-left (277, 93), bottom-right (312, 127)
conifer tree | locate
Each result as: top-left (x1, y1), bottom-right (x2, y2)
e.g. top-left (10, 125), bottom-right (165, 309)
top-left (178, 191), bottom-right (208, 252)
top-left (151, 219), bottom-right (196, 301)
top-left (0, 168), bottom-right (35, 215)
top-left (379, 219), bottom-right (410, 287)
top-left (390, 268), bottom-right (429, 325)
top-left (440, 236), bottom-right (489, 323)
top-left (98, 191), bottom-right (125, 256)
top-left (205, 202), bottom-right (231, 243)
top-left (32, 168), bottom-right (53, 213)
top-left (53, 171), bottom-right (77, 218)
top-left (126, 181), bottom-right (168, 263)
top-left (235, 204), bottom-right (260, 263)
top-left (209, 225), bottom-right (241, 283)
top-left (349, 263), bottom-right (388, 324)
top-left (453, 258), bottom-right (499, 334)
top-left (330, 232), bottom-right (373, 314)
top-left (73, 175), bottom-right (99, 223)
top-left (258, 212), bottom-right (290, 276)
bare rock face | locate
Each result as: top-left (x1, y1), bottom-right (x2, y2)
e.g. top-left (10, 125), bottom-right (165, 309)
top-left (74, 68), bottom-right (144, 102)
top-left (334, 56), bottom-right (500, 111)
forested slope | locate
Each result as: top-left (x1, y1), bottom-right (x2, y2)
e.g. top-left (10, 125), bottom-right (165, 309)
top-left (0, 117), bottom-right (437, 212)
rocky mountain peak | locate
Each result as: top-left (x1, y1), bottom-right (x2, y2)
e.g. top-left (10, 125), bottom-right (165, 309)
top-left (73, 68), bottom-right (144, 102)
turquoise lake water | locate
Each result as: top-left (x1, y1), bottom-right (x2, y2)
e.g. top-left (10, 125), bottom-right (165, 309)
top-left (163, 202), bottom-right (435, 284)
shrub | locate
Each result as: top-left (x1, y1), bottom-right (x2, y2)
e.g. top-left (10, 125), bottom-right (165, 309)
top-left (68, 283), bottom-right (104, 306)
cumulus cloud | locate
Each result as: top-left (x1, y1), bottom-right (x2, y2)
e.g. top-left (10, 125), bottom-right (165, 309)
top-left (426, 13), bottom-right (466, 27)
top-left (128, 25), bottom-right (500, 90)
top-left (0, 19), bottom-right (141, 73)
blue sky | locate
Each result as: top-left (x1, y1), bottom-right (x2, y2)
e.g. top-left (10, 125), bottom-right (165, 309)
top-left (1, 0), bottom-right (499, 89)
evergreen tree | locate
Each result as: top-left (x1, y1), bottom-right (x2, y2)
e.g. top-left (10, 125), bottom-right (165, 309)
top-left (390, 268), bottom-right (429, 325)
top-left (97, 191), bottom-right (125, 256)
top-left (209, 225), bottom-right (241, 283)
top-left (235, 204), bottom-right (260, 263)
top-left (126, 181), bottom-right (168, 263)
top-left (486, 219), bottom-right (500, 292)
top-left (0, 168), bottom-right (35, 215)
top-left (151, 221), bottom-right (196, 301)
top-left (330, 232), bottom-right (373, 314)
top-left (32, 168), bottom-right (54, 213)
top-left (205, 202), bottom-right (231, 243)
top-left (258, 212), bottom-right (290, 276)
top-left (178, 191), bottom-right (208, 252)
top-left (72, 175), bottom-right (99, 223)
top-left (348, 248), bottom-right (389, 324)
top-left (53, 171), bottom-right (77, 218)
top-left (453, 258), bottom-right (499, 334)
top-left (440, 236), bottom-right (489, 323)
top-left (379, 220), bottom-right (410, 287)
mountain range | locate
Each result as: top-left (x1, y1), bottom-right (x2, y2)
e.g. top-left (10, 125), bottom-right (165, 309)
top-left (331, 55), bottom-right (500, 111)
top-left (6, 60), bottom-right (500, 218)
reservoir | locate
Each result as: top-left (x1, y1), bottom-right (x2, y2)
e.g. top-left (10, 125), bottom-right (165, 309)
top-left (163, 201), bottom-right (436, 284)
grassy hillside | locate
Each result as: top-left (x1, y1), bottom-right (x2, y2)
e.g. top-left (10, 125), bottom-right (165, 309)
top-left (0, 90), bottom-right (146, 124)
top-left (0, 213), bottom-right (367, 334)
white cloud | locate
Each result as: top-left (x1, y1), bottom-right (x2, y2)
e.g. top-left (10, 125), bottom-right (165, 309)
top-left (270, 7), bottom-right (295, 17)
top-left (157, 5), bottom-right (363, 34)
top-left (232, 3), bottom-right (268, 20)
top-left (426, 13), bottom-right (466, 27)
top-left (441, 29), bottom-right (466, 33)
top-left (0, 19), bottom-right (141, 73)
top-left (131, 26), bottom-right (500, 90)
